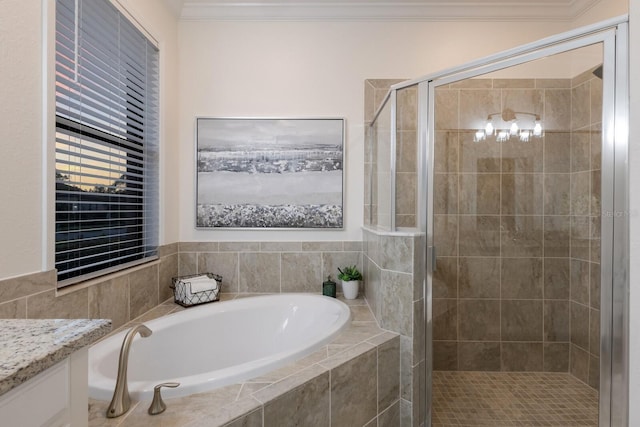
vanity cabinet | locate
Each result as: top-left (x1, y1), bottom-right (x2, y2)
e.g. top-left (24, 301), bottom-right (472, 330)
top-left (0, 348), bottom-right (88, 427)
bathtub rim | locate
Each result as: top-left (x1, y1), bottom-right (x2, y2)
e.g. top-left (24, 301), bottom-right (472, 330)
top-left (88, 293), bottom-right (352, 400)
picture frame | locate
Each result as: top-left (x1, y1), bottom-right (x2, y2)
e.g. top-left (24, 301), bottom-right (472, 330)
top-left (195, 117), bottom-right (345, 229)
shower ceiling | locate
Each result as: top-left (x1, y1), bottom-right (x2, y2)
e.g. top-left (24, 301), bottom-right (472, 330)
top-left (164, 0), bottom-right (602, 21)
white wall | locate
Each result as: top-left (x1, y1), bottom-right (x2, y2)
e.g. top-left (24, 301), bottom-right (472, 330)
top-left (177, 19), bottom-right (570, 242)
top-left (0, 0), bottom-right (45, 278)
top-left (0, 0), bottom-right (180, 280)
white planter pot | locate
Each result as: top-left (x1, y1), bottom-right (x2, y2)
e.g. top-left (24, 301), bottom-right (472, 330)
top-left (341, 280), bottom-right (359, 300)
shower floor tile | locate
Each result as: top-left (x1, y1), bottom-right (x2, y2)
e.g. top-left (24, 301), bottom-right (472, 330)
top-left (432, 371), bottom-right (598, 426)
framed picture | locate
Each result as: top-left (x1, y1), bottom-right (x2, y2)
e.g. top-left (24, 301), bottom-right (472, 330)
top-left (196, 118), bottom-right (345, 229)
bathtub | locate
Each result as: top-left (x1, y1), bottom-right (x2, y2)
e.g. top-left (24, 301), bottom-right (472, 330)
top-left (88, 294), bottom-right (351, 400)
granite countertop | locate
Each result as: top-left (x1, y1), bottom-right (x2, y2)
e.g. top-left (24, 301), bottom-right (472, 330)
top-left (0, 319), bottom-right (111, 397)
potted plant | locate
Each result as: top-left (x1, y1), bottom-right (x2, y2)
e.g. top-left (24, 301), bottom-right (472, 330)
top-left (337, 265), bottom-right (363, 300)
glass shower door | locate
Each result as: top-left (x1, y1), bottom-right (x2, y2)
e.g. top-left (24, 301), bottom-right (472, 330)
top-left (426, 22), bottom-right (627, 426)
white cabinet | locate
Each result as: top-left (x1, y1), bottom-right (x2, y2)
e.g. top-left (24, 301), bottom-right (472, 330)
top-left (0, 348), bottom-right (88, 427)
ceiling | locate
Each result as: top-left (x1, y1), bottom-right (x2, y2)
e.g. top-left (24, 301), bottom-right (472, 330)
top-left (161, 0), bottom-right (602, 21)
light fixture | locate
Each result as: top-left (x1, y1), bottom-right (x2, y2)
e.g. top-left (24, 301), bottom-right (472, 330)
top-left (474, 108), bottom-right (543, 142)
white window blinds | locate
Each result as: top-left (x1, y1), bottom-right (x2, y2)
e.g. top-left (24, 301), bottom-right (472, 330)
top-left (55, 0), bottom-right (159, 285)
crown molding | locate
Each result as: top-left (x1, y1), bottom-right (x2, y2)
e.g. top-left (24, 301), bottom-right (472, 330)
top-left (179, 0), bottom-right (601, 22)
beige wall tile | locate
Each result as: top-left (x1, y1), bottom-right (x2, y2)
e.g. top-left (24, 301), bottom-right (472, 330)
top-left (544, 132), bottom-right (571, 173)
top-left (459, 132), bottom-right (501, 172)
top-left (571, 171), bottom-right (591, 215)
top-left (544, 174), bottom-right (571, 215)
top-left (544, 216), bottom-right (571, 257)
top-left (0, 298), bottom-right (26, 318)
top-left (458, 300), bottom-right (500, 341)
top-left (27, 288), bottom-right (88, 319)
top-left (571, 216), bottom-right (591, 261)
top-left (459, 89), bottom-right (501, 131)
top-left (322, 251), bottom-right (362, 282)
top-left (571, 82), bottom-right (591, 130)
top-left (397, 86), bottom-right (417, 131)
top-left (413, 299), bottom-right (425, 362)
top-left (396, 172), bottom-right (416, 216)
top-left (570, 344), bottom-right (590, 383)
top-left (535, 78), bottom-right (570, 89)
top-left (501, 258), bottom-right (542, 299)
top-left (434, 131), bottom-right (459, 173)
top-left (330, 347), bottom-right (377, 427)
top-left (501, 300), bottom-right (543, 341)
top-left (179, 242), bottom-right (219, 252)
top-left (380, 270), bottom-right (413, 336)
top-left (544, 342), bottom-right (570, 372)
top-left (129, 265), bottom-right (159, 320)
top-left (158, 242), bottom-right (179, 257)
top-left (159, 254), bottom-right (178, 302)
top-left (570, 302), bottom-right (590, 350)
top-left (588, 355), bottom-right (600, 390)
top-left (224, 408), bottom-right (262, 427)
top-left (199, 252), bottom-right (239, 293)
top-left (380, 235), bottom-right (413, 273)
top-left (434, 215), bottom-right (458, 257)
top-left (459, 173), bottom-right (501, 215)
top-left (434, 89), bottom-right (459, 130)
top-left (89, 276), bottom-right (129, 329)
top-left (459, 257), bottom-right (500, 298)
top-left (260, 242), bottom-right (302, 252)
top-left (501, 139), bottom-right (544, 173)
top-left (378, 400), bottom-right (400, 427)
top-left (501, 173), bottom-right (543, 215)
top-left (281, 252), bottom-right (322, 292)
top-left (302, 241), bottom-right (343, 252)
top-left (571, 131), bottom-right (591, 172)
top-left (434, 173), bottom-right (458, 214)
top-left (433, 299), bottom-right (457, 340)
top-left (433, 257), bottom-right (457, 298)
top-left (458, 342), bottom-right (500, 371)
top-left (590, 308), bottom-right (600, 356)
top-left (397, 130), bottom-right (417, 173)
top-left (450, 78), bottom-right (492, 89)
top-left (570, 259), bottom-right (590, 305)
top-left (544, 258), bottom-right (570, 299)
top-left (494, 78), bottom-right (535, 88)
top-left (378, 335), bottom-right (400, 411)
top-left (262, 371), bottom-right (330, 426)
top-left (458, 215), bottom-right (500, 257)
top-left (590, 262), bottom-right (601, 309)
top-left (433, 341), bottom-right (457, 371)
top-left (501, 343), bottom-right (543, 371)
top-left (544, 300), bottom-right (570, 342)
top-left (239, 253), bottom-right (280, 293)
top-left (544, 89), bottom-right (571, 131)
top-left (179, 252), bottom-right (198, 276)
top-left (500, 215), bottom-right (543, 257)
top-left (0, 270), bottom-right (55, 304)
top-left (220, 242), bottom-right (260, 252)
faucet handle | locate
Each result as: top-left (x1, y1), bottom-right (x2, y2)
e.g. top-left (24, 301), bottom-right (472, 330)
top-left (148, 382), bottom-right (180, 415)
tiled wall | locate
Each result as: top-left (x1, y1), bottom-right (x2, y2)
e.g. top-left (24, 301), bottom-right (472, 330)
top-left (396, 85), bottom-right (419, 228)
top-left (568, 68), bottom-right (602, 390)
top-left (363, 227), bottom-right (426, 426)
top-left (431, 73), bottom-right (602, 387)
top-left (0, 243), bottom-right (179, 330)
top-left (177, 241), bottom-right (363, 294)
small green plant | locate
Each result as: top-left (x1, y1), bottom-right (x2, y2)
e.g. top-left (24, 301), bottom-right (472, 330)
top-left (337, 265), bottom-right (363, 282)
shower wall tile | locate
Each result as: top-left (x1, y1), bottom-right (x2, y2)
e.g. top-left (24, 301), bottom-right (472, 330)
top-left (159, 253), bottom-right (178, 302)
top-left (590, 309), bottom-right (600, 356)
top-left (494, 78), bottom-right (535, 88)
top-left (27, 288), bottom-right (89, 319)
top-left (571, 131), bottom-right (591, 172)
top-left (449, 79), bottom-right (492, 89)
top-left (501, 173), bottom-right (543, 215)
top-left (589, 356), bottom-right (600, 389)
top-left (179, 252), bottom-right (198, 276)
top-left (397, 131), bottom-right (418, 173)
top-left (544, 89), bottom-right (572, 131)
top-left (535, 78), bottom-right (571, 89)
top-left (544, 132), bottom-right (571, 173)
top-left (590, 263), bottom-right (601, 309)
top-left (571, 171), bottom-right (591, 215)
top-left (380, 270), bottom-right (413, 336)
top-left (501, 257), bottom-right (542, 299)
top-left (434, 173), bottom-right (458, 214)
top-left (433, 257), bottom-right (458, 298)
top-left (501, 343), bottom-right (543, 371)
top-left (571, 216), bottom-right (591, 261)
top-left (572, 82), bottom-right (591, 130)
top-left (591, 125), bottom-right (602, 168)
top-left (433, 299), bottom-right (458, 340)
top-left (434, 89), bottom-right (459, 130)
top-left (459, 173), bottom-right (501, 215)
top-left (396, 173), bottom-right (417, 216)
top-left (570, 302), bottom-right (590, 350)
top-left (544, 174), bottom-right (571, 215)
top-left (0, 270), bottom-right (55, 304)
top-left (434, 215), bottom-right (458, 257)
top-left (570, 259), bottom-right (590, 306)
top-left (380, 235), bottom-right (413, 273)
top-left (433, 341), bottom-right (458, 371)
top-left (458, 215), bottom-right (501, 256)
top-left (591, 78), bottom-right (603, 124)
top-left (0, 299), bottom-right (26, 319)
top-left (435, 131), bottom-right (459, 173)
top-left (459, 133), bottom-right (501, 172)
top-left (502, 89), bottom-right (544, 118)
top-left (543, 216), bottom-right (571, 257)
top-left (544, 343), bottom-right (570, 372)
top-left (544, 300), bottom-right (570, 342)
top-left (501, 300), bottom-right (543, 342)
top-left (500, 215), bottom-right (543, 257)
top-left (570, 344), bottom-right (590, 384)
top-left (458, 299), bottom-right (500, 341)
top-left (501, 139), bottom-right (543, 173)
top-left (458, 257), bottom-right (500, 298)
top-left (544, 258), bottom-right (570, 300)
top-left (458, 342), bottom-right (501, 371)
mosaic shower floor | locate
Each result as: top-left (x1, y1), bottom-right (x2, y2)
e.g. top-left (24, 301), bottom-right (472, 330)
top-left (432, 371), bottom-right (599, 426)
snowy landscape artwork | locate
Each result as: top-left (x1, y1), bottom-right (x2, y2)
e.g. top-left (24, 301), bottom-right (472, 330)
top-left (196, 118), bottom-right (344, 228)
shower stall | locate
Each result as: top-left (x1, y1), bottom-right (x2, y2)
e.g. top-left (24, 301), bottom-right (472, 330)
top-left (365, 16), bottom-right (628, 427)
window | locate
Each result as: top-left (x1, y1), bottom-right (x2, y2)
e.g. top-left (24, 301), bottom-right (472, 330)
top-left (55, 0), bottom-right (159, 286)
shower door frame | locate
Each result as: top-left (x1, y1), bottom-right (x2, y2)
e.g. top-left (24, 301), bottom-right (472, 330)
top-left (389, 15), bottom-right (629, 427)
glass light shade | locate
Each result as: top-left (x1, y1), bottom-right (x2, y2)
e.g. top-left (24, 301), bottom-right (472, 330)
top-left (510, 121), bottom-right (519, 135)
top-left (474, 129), bottom-right (486, 142)
top-left (485, 121), bottom-right (494, 135)
top-left (533, 121), bottom-right (543, 136)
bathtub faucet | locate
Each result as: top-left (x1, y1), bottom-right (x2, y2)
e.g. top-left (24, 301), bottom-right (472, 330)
top-left (106, 324), bottom-right (153, 418)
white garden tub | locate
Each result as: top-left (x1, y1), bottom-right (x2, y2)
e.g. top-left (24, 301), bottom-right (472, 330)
top-left (88, 294), bottom-right (351, 400)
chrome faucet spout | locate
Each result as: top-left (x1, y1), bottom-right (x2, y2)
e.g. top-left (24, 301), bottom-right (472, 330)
top-left (106, 324), bottom-right (152, 418)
